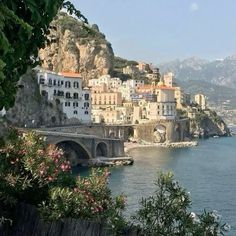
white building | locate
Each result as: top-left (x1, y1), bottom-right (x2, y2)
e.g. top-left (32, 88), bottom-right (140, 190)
top-left (37, 69), bottom-right (91, 123)
top-left (126, 79), bottom-right (145, 88)
top-left (163, 72), bottom-right (175, 87)
top-left (149, 87), bottom-right (176, 120)
top-left (88, 75), bottom-right (122, 91)
top-left (118, 82), bottom-right (135, 101)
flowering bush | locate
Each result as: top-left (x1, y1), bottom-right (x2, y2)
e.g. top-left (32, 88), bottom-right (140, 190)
top-left (0, 129), bottom-right (126, 234)
top-left (39, 169), bottom-right (127, 234)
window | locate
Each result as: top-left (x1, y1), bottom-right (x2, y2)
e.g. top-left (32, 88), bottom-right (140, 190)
top-left (39, 75), bottom-right (45, 84)
top-left (73, 102), bottom-right (78, 107)
top-left (54, 90), bottom-right (57, 95)
top-left (85, 111), bottom-right (88, 115)
top-left (65, 101), bottom-right (70, 107)
top-left (73, 93), bottom-right (78, 99)
top-left (66, 92), bottom-right (70, 98)
top-left (84, 102), bottom-right (89, 107)
top-left (53, 80), bottom-right (57, 86)
top-left (65, 81), bottom-right (71, 88)
top-left (74, 110), bottom-right (78, 114)
top-left (48, 78), bottom-right (52, 86)
top-left (84, 93), bottom-right (89, 100)
top-left (74, 82), bottom-right (79, 88)
top-left (61, 81), bottom-right (64, 85)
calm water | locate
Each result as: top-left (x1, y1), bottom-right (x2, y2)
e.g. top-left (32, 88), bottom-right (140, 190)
top-left (75, 136), bottom-right (236, 235)
top-left (109, 136), bottom-right (236, 235)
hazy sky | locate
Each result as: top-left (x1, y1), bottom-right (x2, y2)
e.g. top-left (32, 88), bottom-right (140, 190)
top-left (71, 0), bottom-right (236, 63)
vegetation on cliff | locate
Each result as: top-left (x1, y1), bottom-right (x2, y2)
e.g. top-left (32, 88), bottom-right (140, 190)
top-left (189, 106), bottom-right (230, 137)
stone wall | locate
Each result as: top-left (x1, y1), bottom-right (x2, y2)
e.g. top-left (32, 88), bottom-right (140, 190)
top-left (133, 119), bottom-right (190, 143)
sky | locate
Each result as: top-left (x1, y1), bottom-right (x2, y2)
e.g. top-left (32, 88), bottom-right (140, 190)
top-left (71, 0), bottom-right (236, 64)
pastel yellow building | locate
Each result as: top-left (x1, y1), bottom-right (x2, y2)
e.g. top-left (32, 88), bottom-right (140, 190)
top-left (194, 94), bottom-right (206, 110)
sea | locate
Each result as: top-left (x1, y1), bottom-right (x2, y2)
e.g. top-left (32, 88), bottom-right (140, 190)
top-left (76, 134), bottom-right (236, 235)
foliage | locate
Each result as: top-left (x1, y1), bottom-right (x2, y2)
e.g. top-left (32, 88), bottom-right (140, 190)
top-left (0, 130), bottom-right (126, 234)
top-left (0, 0), bottom-right (87, 110)
top-left (132, 172), bottom-right (230, 236)
top-left (39, 169), bottom-right (127, 234)
top-left (0, 130), bottom-right (72, 212)
top-left (114, 56), bottom-right (138, 69)
top-left (195, 111), bottom-right (208, 125)
top-left (177, 109), bottom-right (188, 119)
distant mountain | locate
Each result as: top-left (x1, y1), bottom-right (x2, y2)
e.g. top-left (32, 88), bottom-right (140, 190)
top-left (159, 55), bottom-right (236, 89)
top-left (158, 55), bottom-right (236, 112)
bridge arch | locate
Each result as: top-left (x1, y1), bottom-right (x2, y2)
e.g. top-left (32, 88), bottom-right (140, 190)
top-left (96, 142), bottom-right (108, 157)
top-left (56, 140), bottom-right (92, 166)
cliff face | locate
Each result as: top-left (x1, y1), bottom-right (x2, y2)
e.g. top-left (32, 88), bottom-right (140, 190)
top-left (190, 109), bottom-right (231, 138)
top-left (39, 12), bottom-right (114, 84)
top-left (5, 70), bottom-right (78, 128)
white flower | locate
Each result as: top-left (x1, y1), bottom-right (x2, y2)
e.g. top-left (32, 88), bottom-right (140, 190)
top-left (223, 223), bottom-right (231, 232)
top-left (211, 210), bottom-right (221, 221)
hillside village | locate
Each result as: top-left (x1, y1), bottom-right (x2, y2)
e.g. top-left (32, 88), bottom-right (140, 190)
top-left (0, 12), bottom-right (230, 142)
top-left (35, 63), bottom-right (207, 128)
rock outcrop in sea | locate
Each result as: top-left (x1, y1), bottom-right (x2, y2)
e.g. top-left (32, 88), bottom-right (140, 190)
top-left (190, 108), bottom-right (231, 138)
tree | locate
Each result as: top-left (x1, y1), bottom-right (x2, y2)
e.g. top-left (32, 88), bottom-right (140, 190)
top-left (133, 172), bottom-right (230, 236)
top-left (0, 0), bottom-right (87, 110)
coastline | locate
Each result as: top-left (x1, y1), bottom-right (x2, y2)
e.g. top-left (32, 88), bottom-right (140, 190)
top-left (124, 140), bottom-right (198, 153)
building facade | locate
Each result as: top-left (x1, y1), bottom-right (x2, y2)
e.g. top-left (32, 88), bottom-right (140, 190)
top-left (194, 94), bottom-right (207, 110)
top-left (37, 69), bottom-right (91, 123)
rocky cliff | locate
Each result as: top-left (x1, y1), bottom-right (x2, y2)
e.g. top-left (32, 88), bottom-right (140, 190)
top-left (5, 70), bottom-right (79, 128)
top-left (190, 108), bottom-right (231, 138)
top-left (39, 12), bottom-right (114, 84)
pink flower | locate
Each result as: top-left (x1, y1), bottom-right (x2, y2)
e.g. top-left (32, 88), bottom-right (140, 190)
top-left (48, 176), bottom-right (53, 181)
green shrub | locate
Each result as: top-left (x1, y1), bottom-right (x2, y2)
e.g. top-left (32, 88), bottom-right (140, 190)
top-left (132, 172), bottom-right (230, 236)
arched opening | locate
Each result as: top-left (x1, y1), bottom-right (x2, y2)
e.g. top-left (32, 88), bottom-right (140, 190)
top-left (108, 129), bottom-right (116, 138)
top-left (96, 142), bottom-right (108, 157)
top-left (153, 124), bottom-right (166, 143)
top-left (56, 141), bottom-right (91, 167)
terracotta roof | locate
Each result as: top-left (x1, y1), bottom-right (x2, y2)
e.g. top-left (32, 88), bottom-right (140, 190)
top-left (60, 72), bottom-right (81, 78)
top-left (158, 86), bottom-right (175, 90)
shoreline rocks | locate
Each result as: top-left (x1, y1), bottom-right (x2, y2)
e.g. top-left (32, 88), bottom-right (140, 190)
top-left (87, 156), bottom-right (134, 167)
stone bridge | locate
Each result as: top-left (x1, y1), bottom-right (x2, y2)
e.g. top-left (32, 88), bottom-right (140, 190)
top-left (34, 130), bottom-right (125, 166)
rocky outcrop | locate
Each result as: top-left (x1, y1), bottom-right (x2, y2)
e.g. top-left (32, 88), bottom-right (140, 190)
top-left (5, 70), bottom-right (76, 128)
top-left (190, 109), bottom-right (231, 138)
top-left (39, 12), bottom-right (114, 84)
